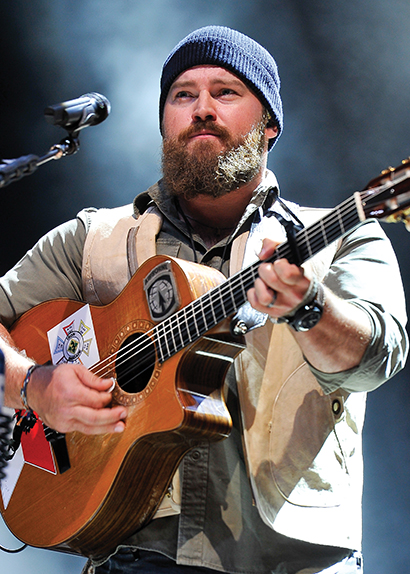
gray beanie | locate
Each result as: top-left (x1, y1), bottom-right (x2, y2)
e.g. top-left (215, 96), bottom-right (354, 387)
top-left (159, 26), bottom-right (283, 150)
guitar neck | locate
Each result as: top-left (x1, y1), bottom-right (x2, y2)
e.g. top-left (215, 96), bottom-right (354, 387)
top-left (154, 194), bottom-right (362, 363)
top-left (274, 193), bottom-right (362, 265)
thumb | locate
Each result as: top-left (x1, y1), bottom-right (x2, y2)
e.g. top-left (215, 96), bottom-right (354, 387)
top-left (75, 365), bottom-right (115, 393)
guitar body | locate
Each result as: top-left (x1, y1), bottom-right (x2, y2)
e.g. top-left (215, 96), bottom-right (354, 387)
top-left (0, 255), bottom-right (243, 559)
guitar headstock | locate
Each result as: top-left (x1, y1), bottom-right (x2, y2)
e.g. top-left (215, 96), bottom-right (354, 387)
top-left (360, 157), bottom-right (410, 230)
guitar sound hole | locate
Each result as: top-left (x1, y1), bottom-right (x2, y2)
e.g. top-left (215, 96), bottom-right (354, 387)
top-left (115, 332), bottom-right (156, 394)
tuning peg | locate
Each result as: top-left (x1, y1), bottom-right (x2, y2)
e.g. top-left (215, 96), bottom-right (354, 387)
top-left (396, 210), bottom-right (410, 232)
top-left (381, 166), bottom-right (395, 175)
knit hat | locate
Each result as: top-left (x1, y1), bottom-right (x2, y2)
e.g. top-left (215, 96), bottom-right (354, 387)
top-left (159, 26), bottom-right (283, 150)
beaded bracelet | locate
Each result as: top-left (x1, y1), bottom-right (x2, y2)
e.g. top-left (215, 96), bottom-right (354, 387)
top-left (20, 364), bottom-right (41, 412)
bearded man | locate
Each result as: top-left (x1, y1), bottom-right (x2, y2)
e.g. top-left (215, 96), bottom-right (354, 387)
top-left (0, 26), bottom-right (407, 574)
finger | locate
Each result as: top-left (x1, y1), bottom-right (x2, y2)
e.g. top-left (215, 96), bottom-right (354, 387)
top-left (258, 259), bottom-right (301, 289)
top-left (55, 404), bottom-right (128, 435)
top-left (76, 421), bottom-right (126, 435)
top-left (249, 262), bottom-right (310, 316)
top-left (252, 276), bottom-right (277, 307)
top-left (76, 404), bottom-right (127, 428)
top-left (258, 238), bottom-right (281, 260)
top-left (269, 258), bottom-right (305, 286)
top-left (75, 365), bottom-right (115, 392)
top-left (67, 367), bottom-right (118, 409)
top-left (247, 286), bottom-right (262, 311)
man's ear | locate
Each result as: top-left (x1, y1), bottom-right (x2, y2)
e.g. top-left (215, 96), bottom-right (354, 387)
top-left (265, 124), bottom-right (279, 141)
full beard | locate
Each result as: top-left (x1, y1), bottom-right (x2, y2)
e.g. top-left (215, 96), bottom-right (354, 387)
top-left (161, 112), bottom-right (268, 200)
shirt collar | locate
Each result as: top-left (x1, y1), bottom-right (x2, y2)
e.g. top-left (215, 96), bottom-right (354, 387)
top-left (135, 169), bottom-right (280, 229)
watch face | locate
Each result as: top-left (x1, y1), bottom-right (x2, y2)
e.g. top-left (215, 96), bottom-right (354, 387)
top-left (292, 303), bottom-right (323, 332)
top-left (297, 310), bottom-right (322, 331)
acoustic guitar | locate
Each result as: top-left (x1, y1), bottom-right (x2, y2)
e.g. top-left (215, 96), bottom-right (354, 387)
top-left (1, 159), bottom-right (410, 559)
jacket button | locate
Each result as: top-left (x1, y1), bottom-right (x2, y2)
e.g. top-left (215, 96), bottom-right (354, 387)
top-left (191, 450), bottom-right (201, 461)
top-left (332, 399), bottom-right (342, 417)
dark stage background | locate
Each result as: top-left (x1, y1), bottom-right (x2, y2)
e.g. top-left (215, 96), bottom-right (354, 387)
top-left (1, 2), bottom-right (410, 573)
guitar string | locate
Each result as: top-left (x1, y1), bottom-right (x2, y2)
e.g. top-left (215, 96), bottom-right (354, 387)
top-left (87, 195), bottom-right (361, 391)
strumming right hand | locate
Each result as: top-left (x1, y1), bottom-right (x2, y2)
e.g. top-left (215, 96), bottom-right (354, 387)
top-left (28, 363), bottom-right (128, 435)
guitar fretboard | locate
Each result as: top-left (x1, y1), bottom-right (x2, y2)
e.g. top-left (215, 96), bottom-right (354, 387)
top-left (153, 194), bottom-right (362, 363)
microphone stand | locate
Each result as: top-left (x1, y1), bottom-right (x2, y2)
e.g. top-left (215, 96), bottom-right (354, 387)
top-left (0, 133), bottom-right (80, 189)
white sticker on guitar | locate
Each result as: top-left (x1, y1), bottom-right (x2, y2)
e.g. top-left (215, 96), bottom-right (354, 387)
top-left (47, 304), bottom-right (100, 368)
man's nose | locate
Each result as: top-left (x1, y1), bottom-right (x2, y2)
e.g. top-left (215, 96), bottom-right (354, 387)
top-left (192, 91), bottom-right (217, 123)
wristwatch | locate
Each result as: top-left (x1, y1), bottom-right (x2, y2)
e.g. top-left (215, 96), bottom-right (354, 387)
top-left (279, 282), bottom-right (325, 332)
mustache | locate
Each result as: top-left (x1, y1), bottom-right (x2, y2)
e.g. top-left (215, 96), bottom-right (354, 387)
top-left (175, 120), bottom-right (232, 144)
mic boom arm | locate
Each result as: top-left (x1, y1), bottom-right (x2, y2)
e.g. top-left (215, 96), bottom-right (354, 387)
top-left (0, 135), bottom-right (80, 189)
top-left (0, 92), bottom-right (110, 189)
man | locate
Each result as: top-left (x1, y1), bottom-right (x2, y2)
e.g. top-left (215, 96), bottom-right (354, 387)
top-left (0, 26), bottom-right (407, 574)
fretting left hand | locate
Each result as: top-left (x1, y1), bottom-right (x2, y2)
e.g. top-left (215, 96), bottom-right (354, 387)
top-left (247, 238), bottom-right (312, 319)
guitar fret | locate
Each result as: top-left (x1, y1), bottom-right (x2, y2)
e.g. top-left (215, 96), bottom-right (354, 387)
top-left (192, 299), bottom-right (207, 335)
top-left (319, 210), bottom-right (359, 245)
top-left (207, 288), bottom-right (229, 327)
top-left (168, 321), bottom-right (181, 355)
top-left (198, 297), bottom-right (209, 332)
top-left (187, 306), bottom-right (199, 340)
top-left (208, 291), bottom-right (218, 325)
top-left (320, 219), bottom-right (329, 246)
top-left (237, 265), bottom-right (259, 295)
top-left (174, 314), bottom-right (184, 351)
top-left (210, 288), bottom-right (226, 323)
top-left (238, 273), bottom-right (248, 301)
top-left (162, 322), bottom-right (172, 358)
top-left (303, 227), bottom-right (313, 259)
top-left (180, 309), bottom-right (192, 344)
top-left (336, 207), bottom-right (346, 235)
top-left (218, 288), bottom-right (227, 317)
top-left (154, 324), bottom-right (166, 363)
top-left (175, 314), bottom-right (190, 349)
top-left (222, 287), bottom-right (236, 317)
top-left (232, 273), bottom-right (250, 310)
top-left (291, 199), bottom-right (360, 265)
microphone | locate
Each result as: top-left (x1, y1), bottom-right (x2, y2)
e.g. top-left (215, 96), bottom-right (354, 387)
top-left (44, 92), bottom-right (111, 132)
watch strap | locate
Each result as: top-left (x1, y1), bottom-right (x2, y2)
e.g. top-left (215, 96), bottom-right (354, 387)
top-left (281, 274), bottom-right (319, 320)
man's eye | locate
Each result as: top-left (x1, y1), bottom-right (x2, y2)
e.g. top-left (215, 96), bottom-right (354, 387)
top-left (175, 91), bottom-right (190, 99)
top-left (220, 88), bottom-right (235, 96)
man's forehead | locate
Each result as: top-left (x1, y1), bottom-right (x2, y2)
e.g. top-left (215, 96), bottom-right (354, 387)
top-left (170, 65), bottom-right (246, 88)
